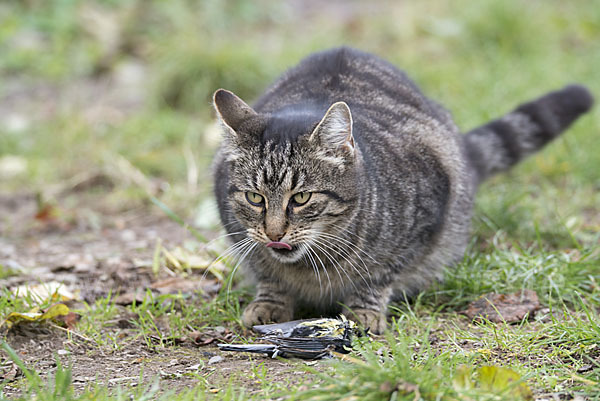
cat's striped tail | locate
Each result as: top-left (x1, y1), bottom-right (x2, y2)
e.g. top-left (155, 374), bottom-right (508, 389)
top-left (463, 84), bottom-right (594, 185)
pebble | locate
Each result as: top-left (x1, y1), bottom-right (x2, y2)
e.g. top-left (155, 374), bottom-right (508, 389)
top-left (208, 356), bottom-right (223, 365)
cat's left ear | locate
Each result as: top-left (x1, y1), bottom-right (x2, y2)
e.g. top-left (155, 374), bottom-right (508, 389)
top-left (310, 101), bottom-right (355, 155)
top-left (213, 89), bottom-right (258, 133)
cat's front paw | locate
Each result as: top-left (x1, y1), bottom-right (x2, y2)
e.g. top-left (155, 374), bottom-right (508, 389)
top-left (242, 301), bottom-right (293, 327)
top-left (345, 308), bottom-right (387, 334)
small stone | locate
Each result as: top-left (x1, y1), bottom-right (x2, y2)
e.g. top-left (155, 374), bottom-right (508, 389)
top-left (208, 356), bottom-right (223, 365)
top-left (120, 229), bottom-right (137, 242)
top-left (57, 349), bottom-right (70, 356)
top-left (73, 376), bottom-right (94, 382)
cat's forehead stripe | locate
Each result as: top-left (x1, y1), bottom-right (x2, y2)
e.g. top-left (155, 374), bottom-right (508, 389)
top-left (290, 171), bottom-right (299, 191)
top-left (253, 140), bottom-right (299, 191)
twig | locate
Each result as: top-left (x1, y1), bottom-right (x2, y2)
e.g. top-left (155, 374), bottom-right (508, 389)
top-left (48, 322), bottom-right (94, 344)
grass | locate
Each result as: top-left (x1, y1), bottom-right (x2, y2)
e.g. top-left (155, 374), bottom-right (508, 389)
top-left (1, 0), bottom-right (600, 399)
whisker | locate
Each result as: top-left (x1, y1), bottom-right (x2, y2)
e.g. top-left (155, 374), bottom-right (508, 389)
top-left (202, 237), bottom-right (253, 280)
top-left (321, 224), bottom-right (381, 265)
top-left (225, 241), bottom-right (258, 302)
top-left (311, 236), bottom-right (371, 293)
top-left (308, 230), bottom-right (374, 277)
top-left (318, 231), bottom-right (380, 266)
top-left (300, 243), bottom-right (323, 297)
top-left (202, 230), bottom-right (247, 248)
top-left (209, 237), bottom-right (252, 267)
top-left (314, 234), bottom-right (373, 277)
top-left (328, 221), bottom-right (372, 243)
top-left (309, 239), bottom-right (356, 292)
top-left (305, 244), bottom-right (333, 303)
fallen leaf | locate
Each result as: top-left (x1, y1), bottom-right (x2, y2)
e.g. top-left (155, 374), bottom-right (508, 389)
top-left (452, 365), bottom-right (474, 391)
top-left (2, 303), bottom-right (70, 329)
top-left (453, 365), bottom-right (532, 399)
top-left (190, 329), bottom-right (234, 346)
top-left (55, 312), bottom-right (81, 330)
top-left (461, 289), bottom-right (540, 323)
top-left (162, 246), bottom-right (227, 281)
top-left (34, 203), bottom-right (59, 222)
top-left (150, 276), bottom-right (220, 295)
top-left (478, 365), bottom-right (533, 400)
top-left (190, 331), bottom-right (214, 345)
top-left (12, 281), bottom-right (79, 303)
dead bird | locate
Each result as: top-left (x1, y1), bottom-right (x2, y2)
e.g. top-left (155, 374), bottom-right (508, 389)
top-left (218, 317), bottom-right (358, 359)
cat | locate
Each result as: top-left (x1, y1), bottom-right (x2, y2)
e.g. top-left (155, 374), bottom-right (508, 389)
top-left (212, 47), bottom-right (593, 333)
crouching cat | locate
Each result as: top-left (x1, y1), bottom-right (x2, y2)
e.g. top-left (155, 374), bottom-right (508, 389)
top-left (212, 47), bottom-right (593, 333)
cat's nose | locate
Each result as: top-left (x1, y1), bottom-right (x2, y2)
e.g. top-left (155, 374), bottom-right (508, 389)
top-left (266, 230), bottom-right (286, 242)
top-left (265, 213), bottom-right (287, 242)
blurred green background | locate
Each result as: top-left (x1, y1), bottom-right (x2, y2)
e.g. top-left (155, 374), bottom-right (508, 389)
top-left (1, 0), bottom-right (598, 233)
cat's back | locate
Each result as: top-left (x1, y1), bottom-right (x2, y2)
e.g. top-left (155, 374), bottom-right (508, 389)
top-left (253, 47), bottom-right (449, 126)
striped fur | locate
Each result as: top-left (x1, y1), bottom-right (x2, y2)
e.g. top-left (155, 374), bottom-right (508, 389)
top-left (464, 85), bottom-right (594, 184)
top-left (212, 47), bottom-right (594, 333)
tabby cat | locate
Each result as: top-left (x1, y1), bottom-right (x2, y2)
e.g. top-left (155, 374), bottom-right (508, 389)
top-left (212, 47), bottom-right (593, 333)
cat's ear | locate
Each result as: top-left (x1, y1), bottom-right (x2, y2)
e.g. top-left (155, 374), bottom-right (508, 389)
top-left (213, 89), bottom-right (258, 133)
top-left (310, 102), bottom-right (355, 155)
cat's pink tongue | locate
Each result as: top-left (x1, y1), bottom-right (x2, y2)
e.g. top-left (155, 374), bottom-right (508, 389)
top-left (266, 241), bottom-right (292, 251)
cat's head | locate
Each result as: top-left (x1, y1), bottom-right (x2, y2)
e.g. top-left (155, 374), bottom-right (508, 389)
top-left (214, 89), bottom-right (359, 263)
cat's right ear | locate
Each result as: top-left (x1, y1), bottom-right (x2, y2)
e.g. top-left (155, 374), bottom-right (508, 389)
top-left (213, 89), bottom-right (258, 134)
top-left (309, 101), bottom-right (355, 155)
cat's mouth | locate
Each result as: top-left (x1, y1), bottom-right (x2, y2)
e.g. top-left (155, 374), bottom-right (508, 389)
top-left (266, 241), bottom-right (292, 251)
top-left (266, 241), bottom-right (302, 261)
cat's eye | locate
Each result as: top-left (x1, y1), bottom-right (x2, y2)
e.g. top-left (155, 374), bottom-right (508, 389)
top-left (245, 191), bottom-right (264, 206)
top-left (291, 192), bottom-right (311, 206)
